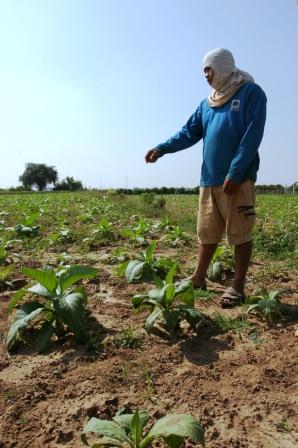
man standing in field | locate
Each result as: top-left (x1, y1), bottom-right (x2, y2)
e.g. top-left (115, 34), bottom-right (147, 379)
top-left (145, 48), bottom-right (267, 307)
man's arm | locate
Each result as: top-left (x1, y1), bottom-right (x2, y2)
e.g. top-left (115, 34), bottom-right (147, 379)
top-left (146, 106), bottom-right (203, 163)
top-left (226, 85), bottom-right (267, 183)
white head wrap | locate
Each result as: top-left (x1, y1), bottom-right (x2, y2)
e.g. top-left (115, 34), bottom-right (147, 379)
top-left (203, 48), bottom-right (254, 107)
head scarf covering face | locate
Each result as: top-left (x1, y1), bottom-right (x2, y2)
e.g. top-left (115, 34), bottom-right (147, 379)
top-left (203, 48), bottom-right (254, 107)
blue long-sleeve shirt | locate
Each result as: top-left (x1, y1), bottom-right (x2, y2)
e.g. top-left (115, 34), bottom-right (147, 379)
top-left (156, 82), bottom-right (267, 186)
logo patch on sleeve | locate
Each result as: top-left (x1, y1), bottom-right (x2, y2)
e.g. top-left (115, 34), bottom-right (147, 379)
top-left (231, 99), bottom-right (240, 111)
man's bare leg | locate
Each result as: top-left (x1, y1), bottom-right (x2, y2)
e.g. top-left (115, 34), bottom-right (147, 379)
top-left (190, 243), bottom-right (218, 288)
top-left (232, 240), bottom-right (252, 294)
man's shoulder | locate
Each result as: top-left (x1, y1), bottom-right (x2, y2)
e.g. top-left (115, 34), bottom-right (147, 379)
top-left (241, 82), bottom-right (267, 100)
top-left (199, 97), bottom-right (210, 111)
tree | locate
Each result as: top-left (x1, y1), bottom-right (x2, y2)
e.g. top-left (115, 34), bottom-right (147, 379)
top-left (53, 176), bottom-right (83, 191)
top-left (19, 163), bottom-right (58, 191)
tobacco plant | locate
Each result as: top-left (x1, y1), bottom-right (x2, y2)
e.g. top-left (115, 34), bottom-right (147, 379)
top-left (83, 218), bottom-right (115, 248)
top-left (207, 244), bottom-right (234, 281)
top-left (14, 212), bottom-right (40, 238)
top-left (160, 225), bottom-right (190, 247)
top-left (119, 241), bottom-right (178, 283)
top-left (7, 265), bottom-right (97, 352)
top-left (132, 268), bottom-right (202, 333)
top-left (121, 218), bottom-right (149, 245)
top-left (93, 218), bottom-right (115, 240)
top-left (247, 290), bottom-right (298, 321)
top-left (81, 409), bottom-right (205, 447)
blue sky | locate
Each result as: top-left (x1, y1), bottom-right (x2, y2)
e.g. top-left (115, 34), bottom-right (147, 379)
top-left (0, 0), bottom-right (297, 189)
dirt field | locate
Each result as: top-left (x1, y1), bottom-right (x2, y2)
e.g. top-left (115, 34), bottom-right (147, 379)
top-left (0, 193), bottom-right (297, 447)
top-left (1, 253), bottom-right (297, 447)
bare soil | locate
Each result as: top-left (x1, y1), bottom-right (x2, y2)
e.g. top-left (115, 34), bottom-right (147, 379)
top-left (0, 251), bottom-right (298, 448)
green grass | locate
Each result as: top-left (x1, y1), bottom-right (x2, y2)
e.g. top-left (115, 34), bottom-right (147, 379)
top-left (212, 313), bottom-right (251, 332)
top-left (0, 191), bottom-right (297, 270)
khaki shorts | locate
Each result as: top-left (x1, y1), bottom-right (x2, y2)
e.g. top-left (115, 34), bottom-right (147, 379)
top-left (197, 179), bottom-right (256, 246)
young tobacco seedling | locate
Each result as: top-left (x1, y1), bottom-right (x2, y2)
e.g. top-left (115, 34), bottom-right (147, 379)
top-left (7, 265), bottom-right (97, 352)
top-left (160, 225), bottom-right (190, 247)
top-left (14, 212), bottom-right (40, 238)
top-left (92, 218), bottom-right (115, 240)
top-left (120, 241), bottom-right (178, 283)
top-left (121, 218), bottom-right (149, 245)
top-left (207, 244), bottom-right (234, 281)
top-left (81, 409), bottom-right (205, 447)
top-left (247, 290), bottom-right (298, 321)
top-left (83, 219), bottom-right (115, 249)
top-left (132, 267), bottom-right (202, 333)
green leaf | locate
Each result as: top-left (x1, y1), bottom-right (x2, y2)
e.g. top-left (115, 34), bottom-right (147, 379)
top-left (148, 288), bottom-right (161, 301)
top-left (114, 411), bottom-right (149, 433)
top-left (27, 283), bottom-right (52, 298)
top-left (165, 265), bottom-right (176, 285)
top-left (247, 303), bottom-right (260, 313)
top-left (22, 267), bottom-right (57, 294)
top-left (131, 411), bottom-right (141, 447)
top-left (82, 417), bottom-right (131, 445)
top-left (145, 241), bottom-right (157, 262)
top-left (8, 289), bottom-right (27, 313)
top-left (145, 307), bottom-right (162, 331)
top-left (59, 266), bottom-right (97, 293)
top-left (121, 229), bottom-right (134, 238)
top-left (258, 298), bottom-right (280, 317)
top-left (143, 414), bottom-right (205, 448)
top-left (35, 320), bottom-right (55, 352)
top-left (126, 260), bottom-right (146, 282)
top-left (163, 310), bottom-right (180, 329)
top-left (92, 437), bottom-right (123, 446)
top-left (53, 292), bottom-right (87, 341)
top-left (268, 290), bottom-right (284, 301)
top-left (154, 258), bottom-right (178, 274)
top-left (154, 276), bottom-right (164, 288)
top-left (165, 284), bottom-right (175, 302)
top-left (207, 261), bottom-right (223, 281)
top-left (71, 286), bottom-right (88, 305)
top-left (81, 433), bottom-right (123, 447)
top-left (141, 264), bottom-right (155, 283)
top-left (212, 245), bottom-right (225, 261)
top-left (175, 280), bottom-right (192, 295)
top-left (7, 302), bottom-right (45, 349)
top-left (24, 211), bottom-right (39, 226)
top-left (117, 260), bottom-right (130, 276)
top-left (99, 218), bottom-right (110, 229)
top-left (0, 246), bottom-right (6, 261)
top-left (164, 435), bottom-right (184, 448)
top-left (182, 306), bottom-right (202, 328)
top-left (131, 294), bottom-right (147, 308)
top-left (175, 283), bottom-right (194, 307)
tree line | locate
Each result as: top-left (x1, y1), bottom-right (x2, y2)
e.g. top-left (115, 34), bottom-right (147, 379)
top-left (18, 163), bottom-right (83, 191)
top-left (110, 184), bottom-right (297, 195)
top-left (10, 163), bottom-right (298, 194)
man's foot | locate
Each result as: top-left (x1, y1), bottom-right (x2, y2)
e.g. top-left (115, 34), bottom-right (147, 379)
top-left (187, 275), bottom-right (207, 290)
top-left (219, 287), bottom-right (245, 308)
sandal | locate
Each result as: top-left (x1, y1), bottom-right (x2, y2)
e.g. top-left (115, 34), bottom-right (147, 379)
top-left (220, 287), bottom-right (245, 308)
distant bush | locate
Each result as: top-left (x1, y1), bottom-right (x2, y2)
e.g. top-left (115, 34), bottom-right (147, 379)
top-left (141, 192), bottom-right (166, 210)
top-left (54, 176), bottom-right (83, 191)
top-left (142, 192), bottom-right (155, 205)
top-left (115, 187), bottom-right (200, 195)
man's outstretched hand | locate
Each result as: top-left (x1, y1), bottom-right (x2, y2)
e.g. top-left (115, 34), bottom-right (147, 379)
top-left (222, 178), bottom-right (239, 195)
top-left (145, 149), bottom-right (160, 163)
